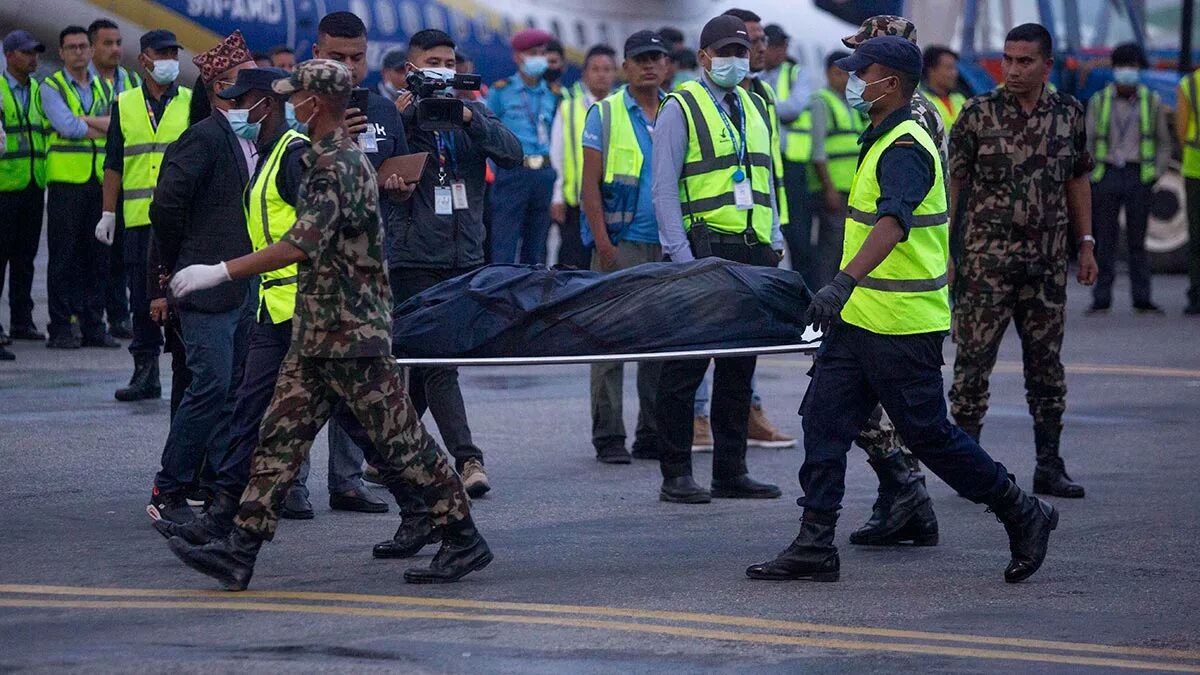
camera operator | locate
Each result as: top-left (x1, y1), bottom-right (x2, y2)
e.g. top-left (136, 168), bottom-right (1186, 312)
top-left (339, 29), bottom-right (521, 501)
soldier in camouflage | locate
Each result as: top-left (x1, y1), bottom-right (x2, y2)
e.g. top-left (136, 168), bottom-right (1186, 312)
top-left (835, 15), bottom-right (940, 547)
top-left (162, 60), bottom-right (493, 590)
top-left (948, 23), bottom-right (1098, 499)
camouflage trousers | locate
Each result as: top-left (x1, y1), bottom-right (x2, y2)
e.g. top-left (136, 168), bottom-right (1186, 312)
top-left (234, 353), bottom-right (470, 539)
top-left (949, 260), bottom-right (1067, 429)
top-left (854, 405), bottom-right (908, 460)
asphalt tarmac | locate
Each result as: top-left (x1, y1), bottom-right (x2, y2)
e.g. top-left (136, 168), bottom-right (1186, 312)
top-left (1, 265), bottom-right (1198, 673)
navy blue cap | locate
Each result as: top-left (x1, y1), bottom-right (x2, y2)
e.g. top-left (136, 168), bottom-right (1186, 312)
top-left (3, 30), bottom-right (45, 54)
top-left (218, 67), bottom-right (289, 99)
top-left (835, 35), bottom-right (921, 79)
top-left (624, 30), bottom-right (669, 59)
top-left (140, 29), bottom-right (181, 53)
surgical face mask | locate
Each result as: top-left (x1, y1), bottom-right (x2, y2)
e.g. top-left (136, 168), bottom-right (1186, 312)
top-left (150, 58), bottom-right (179, 85)
top-left (707, 56), bottom-right (750, 89)
top-left (845, 72), bottom-right (893, 113)
top-left (1112, 67), bottom-right (1139, 86)
top-left (521, 55), bottom-right (549, 79)
top-left (227, 99), bottom-right (265, 140)
top-left (286, 96), bottom-right (315, 133)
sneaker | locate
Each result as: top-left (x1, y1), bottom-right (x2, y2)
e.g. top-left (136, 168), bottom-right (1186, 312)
top-left (82, 332), bottom-right (121, 348)
top-left (109, 321), bottom-right (134, 339)
top-left (1185, 304), bottom-right (1200, 316)
top-left (1133, 302), bottom-right (1164, 315)
top-left (9, 324), bottom-right (45, 341)
top-left (46, 333), bottom-right (81, 349)
top-left (185, 486), bottom-right (212, 508)
top-left (747, 404), bottom-right (796, 448)
top-left (595, 444), bottom-right (632, 464)
top-left (692, 416), bottom-right (714, 453)
top-left (0, 326), bottom-right (10, 346)
top-left (460, 458), bottom-right (491, 498)
top-left (147, 486), bottom-right (196, 524)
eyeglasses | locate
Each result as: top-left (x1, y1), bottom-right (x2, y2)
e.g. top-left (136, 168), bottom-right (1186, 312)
top-left (62, 44), bottom-right (90, 52)
top-left (215, 79), bottom-right (235, 90)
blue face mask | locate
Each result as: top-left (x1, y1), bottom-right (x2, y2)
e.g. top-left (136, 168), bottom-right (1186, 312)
top-left (227, 99), bottom-right (264, 140)
top-left (845, 72), bottom-right (894, 113)
top-left (707, 56), bottom-right (750, 89)
top-left (521, 55), bottom-right (549, 79)
top-left (286, 97), bottom-right (314, 134)
top-left (1112, 67), bottom-right (1139, 86)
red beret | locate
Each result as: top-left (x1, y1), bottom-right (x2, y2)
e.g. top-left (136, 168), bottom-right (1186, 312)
top-left (511, 28), bottom-right (554, 52)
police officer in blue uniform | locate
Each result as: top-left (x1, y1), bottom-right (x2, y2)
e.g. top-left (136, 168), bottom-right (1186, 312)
top-left (485, 28), bottom-right (557, 264)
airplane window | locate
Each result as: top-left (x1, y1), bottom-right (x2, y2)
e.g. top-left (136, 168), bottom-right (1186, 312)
top-left (527, 16), bottom-right (538, 29)
top-left (599, 23), bottom-right (611, 45)
top-left (400, 1), bottom-right (421, 37)
top-left (374, 0), bottom-right (397, 35)
top-left (575, 21), bottom-right (587, 46)
top-left (424, 3), bottom-right (446, 32)
top-left (551, 19), bottom-right (563, 39)
top-left (350, 0), bottom-right (371, 31)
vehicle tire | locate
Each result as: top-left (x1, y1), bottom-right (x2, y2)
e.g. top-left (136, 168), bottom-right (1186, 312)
top-left (1146, 169), bottom-right (1190, 274)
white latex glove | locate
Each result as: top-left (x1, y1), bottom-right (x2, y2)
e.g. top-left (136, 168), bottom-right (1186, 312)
top-left (169, 262), bottom-right (231, 298)
top-left (95, 211), bottom-right (116, 245)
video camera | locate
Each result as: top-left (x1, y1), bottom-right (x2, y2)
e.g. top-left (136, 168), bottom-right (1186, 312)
top-left (405, 70), bottom-right (482, 132)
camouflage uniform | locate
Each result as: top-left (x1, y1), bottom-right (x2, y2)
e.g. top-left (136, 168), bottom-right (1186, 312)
top-left (233, 64), bottom-right (470, 539)
top-left (843, 15), bottom-right (945, 461)
top-left (947, 84), bottom-right (1093, 441)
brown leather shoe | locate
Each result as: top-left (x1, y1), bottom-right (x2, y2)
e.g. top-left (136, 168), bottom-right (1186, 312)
top-left (747, 404), bottom-right (796, 448)
top-left (691, 416), bottom-right (714, 452)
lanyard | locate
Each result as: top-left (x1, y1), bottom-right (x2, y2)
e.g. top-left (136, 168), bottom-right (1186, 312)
top-left (1112, 97), bottom-right (1139, 145)
top-left (144, 94), bottom-right (159, 131)
top-left (518, 87), bottom-right (546, 140)
top-left (434, 131), bottom-right (458, 183)
top-left (700, 80), bottom-right (747, 182)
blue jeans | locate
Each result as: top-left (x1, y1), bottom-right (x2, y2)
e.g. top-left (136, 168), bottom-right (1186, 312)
top-left (694, 371), bottom-right (762, 417)
top-left (292, 411), bottom-right (365, 496)
top-left (797, 323), bottom-right (1008, 513)
top-left (489, 165), bottom-right (555, 264)
top-left (154, 290), bottom-right (256, 493)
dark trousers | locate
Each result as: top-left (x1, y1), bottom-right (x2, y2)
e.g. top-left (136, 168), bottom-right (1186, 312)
top-left (1092, 165), bottom-right (1154, 307)
top-left (107, 209), bottom-right (129, 326)
top-left (165, 313), bottom-right (192, 420)
top-left (1186, 178), bottom-right (1200, 306)
top-left (123, 226), bottom-right (163, 357)
top-left (813, 193), bottom-right (849, 289)
top-left (656, 242), bottom-right (777, 481)
top-left (799, 323), bottom-right (1008, 513)
top-left (780, 162), bottom-right (815, 286)
top-left (490, 165), bottom-right (555, 264)
top-left (154, 292), bottom-right (255, 493)
top-left (212, 317), bottom-right (290, 496)
top-left (557, 204), bottom-right (590, 269)
top-left (46, 183), bottom-right (107, 340)
top-left (0, 185), bottom-right (44, 329)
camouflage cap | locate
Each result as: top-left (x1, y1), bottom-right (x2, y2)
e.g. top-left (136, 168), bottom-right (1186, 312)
top-left (841, 15), bottom-right (917, 48)
top-left (272, 59), bottom-right (353, 97)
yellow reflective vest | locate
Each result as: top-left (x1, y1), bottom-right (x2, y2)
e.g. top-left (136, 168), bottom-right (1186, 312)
top-left (557, 91), bottom-right (589, 207)
top-left (920, 85), bottom-right (966, 129)
top-left (246, 129), bottom-right (307, 323)
top-left (0, 75), bottom-right (47, 191)
top-left (1183, 70), bottom-right (1200, 179)
top-left (665, 80), bottom-right (774, 243)
top-left (750, 78), bottom-right (789, 226)
top-left (43, 70), bottom-right (107, 184)
top-left (806, 88), bottom-right (867, 193)
top-left (1089, 84), bottom-right (1158, 184)
top-left (116, 85), bottom-right (191, 227)
top-left (592, 90), bottom-right (646, 233)
top-left (841, 119), bottom-right (949, 335)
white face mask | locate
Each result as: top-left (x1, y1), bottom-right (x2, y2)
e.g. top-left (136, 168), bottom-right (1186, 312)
top-left (150, 59), bottom-right (179, 85)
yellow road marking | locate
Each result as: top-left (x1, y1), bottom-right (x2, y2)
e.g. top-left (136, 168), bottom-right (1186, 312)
top-left (2, 585), bottom-right (1197, 662)
top-left (759, 359), bottom-right (1200, 379)
top-left (1, 597), bottom-right (1196, 672)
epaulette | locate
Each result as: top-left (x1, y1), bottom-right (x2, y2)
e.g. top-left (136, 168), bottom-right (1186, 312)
top-left (492, 79), bottom-right (510, 90)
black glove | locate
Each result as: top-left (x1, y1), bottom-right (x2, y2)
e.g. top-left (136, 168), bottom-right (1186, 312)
top-left (804, 271), bottom-right (857, 334)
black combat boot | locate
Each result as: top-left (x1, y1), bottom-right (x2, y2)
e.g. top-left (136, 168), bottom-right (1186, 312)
top-left (167, 526), bottom-right (264, 591)
top-left (987, 476), bottom-right (1058, 583)
top-left (373, 483), bottom-right (442, 559)
top-left (154, 490), bottom-right (238, 545)
top-left (1032, 424), bottom-right (1084, 498)
top-left (745, 510), bottom-right (840, 581)
top-left (850, 449), bottom-right (939, 546)
top-left (115, 355), bottom-right (162, 402)
top-left (959, 421), bottom-right (982, 444)
top-left (403, 516), bottom-right (492, 584)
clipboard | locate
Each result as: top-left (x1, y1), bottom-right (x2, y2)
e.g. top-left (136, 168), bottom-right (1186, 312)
top-left (378, 152), bottom-right (429, 185)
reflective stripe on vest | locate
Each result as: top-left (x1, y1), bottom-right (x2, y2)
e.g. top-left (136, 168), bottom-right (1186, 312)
top-left (559, 93), bottom-right (588, 206)
top-left (776, 62), bottom-right (810, 163)
top-left (667, 80), bottom-right (774, 242)
top-left (1090, 84), bottom-right (1157, 184)
top-left (840, 119), bottom-right (949, 335)
top-left (0, 76), bottom-right (48, 191)
top-left (596, 92), bottom-right (645, 229)
top-left (754, 79), bottom-right (789, 226)
top-left (808, 88), bottom-right (866, 192)
top-left (44, 70), bottom-right (106, 184)
top-left (117, 86), bottom-right (191, 227)
top-left (245, 129), bottom-right (307, 323)
top-left (1180, 72), bottom-right (1200, 178)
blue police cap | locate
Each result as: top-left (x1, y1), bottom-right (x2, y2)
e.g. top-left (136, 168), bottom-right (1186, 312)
top-left (140, 29), bottom-right (181, 53)
top-left (218, 67), bottom-right (290, 100)
top-left (835, 35), bottom-right (921, 79)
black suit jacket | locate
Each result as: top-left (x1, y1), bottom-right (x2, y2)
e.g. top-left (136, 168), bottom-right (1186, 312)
top-left (150, 112), bottom-right (254, 313)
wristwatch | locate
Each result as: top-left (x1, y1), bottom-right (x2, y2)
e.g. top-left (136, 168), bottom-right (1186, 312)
top-left (1078, 235), bottom-right (1096, 247)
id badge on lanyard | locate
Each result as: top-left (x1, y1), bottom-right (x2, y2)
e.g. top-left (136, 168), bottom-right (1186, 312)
top-left (434, 186), bottom-right (453, 215)
top-left (360, 126), bottom-right (379, 153)
top-left (733, 180), bottom-right (754, 210)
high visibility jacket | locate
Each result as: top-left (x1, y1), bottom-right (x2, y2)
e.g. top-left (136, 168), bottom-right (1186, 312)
top-left (1089, 84), bottom-right (1159, 184)
top-left (94, 67), bottom-right (140, 112)
top-left (0, 76), bottom-right (47, 191)
top-left (558, 91), bottom-right (589, 206)
top-left (117, 85), bottom-right (191, 227)
top-left (751, 78), bottom-right (789, 226)
top-left (806, 88), bottom-right (867, 193)
top-left (920, 85), bottom-right (966, 129)
top-left (1184, 70), bottom-right (1200, 179)
top-left (841, 119), bottom-right (949, 335)
top-left (775, 61), bottom-right (808, 163)
top-left (43, 70), bottom-right (107, 184)
top-left (592, 91), bottom-right (644, 234)
top-left (665, 80), bottom-right (774, 243)
top-left (245, 129), bottom-right (307, 323)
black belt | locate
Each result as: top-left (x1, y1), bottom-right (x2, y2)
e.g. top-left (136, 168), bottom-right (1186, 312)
top-left (710, 232), bottom-right (768, 247)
